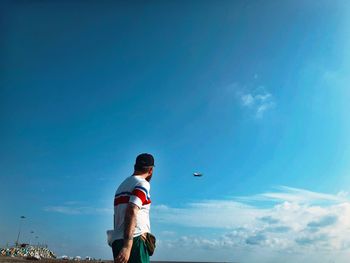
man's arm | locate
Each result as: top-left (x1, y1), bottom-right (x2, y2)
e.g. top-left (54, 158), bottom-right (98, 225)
top-left (115, 203), bottom-right (139, 263)
top-left (123, 203), bottom-right (139, 246)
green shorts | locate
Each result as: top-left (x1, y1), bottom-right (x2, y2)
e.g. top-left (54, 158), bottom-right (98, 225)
top-left (112, 236), bottom-right (150, 263)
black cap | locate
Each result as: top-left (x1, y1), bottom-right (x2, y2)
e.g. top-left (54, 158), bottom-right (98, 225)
top-left (135, 153), bottom-right (155, 168)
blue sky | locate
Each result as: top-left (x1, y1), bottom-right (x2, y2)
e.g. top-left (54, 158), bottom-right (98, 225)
top-left (1, 1), bottom-right (350, 262)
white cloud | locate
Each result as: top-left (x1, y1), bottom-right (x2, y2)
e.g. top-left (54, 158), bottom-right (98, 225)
top-left (238, 87), bottom-right (275, 118)
top-left (241, 94), bottom-right (255, 106)
top-left (44, 205), bottom-right (112, 215)
top-left (153, 186), bottom-right (350, 262)
top-left (237, 186), bottom-right (348, 204)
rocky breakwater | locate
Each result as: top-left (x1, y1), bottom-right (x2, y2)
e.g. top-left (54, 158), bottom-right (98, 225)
top-left (0, 246), bottom-right (56, 260)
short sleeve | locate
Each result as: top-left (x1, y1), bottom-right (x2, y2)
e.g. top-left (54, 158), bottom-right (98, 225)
top-left (129, 181), bottom-right (151, 208)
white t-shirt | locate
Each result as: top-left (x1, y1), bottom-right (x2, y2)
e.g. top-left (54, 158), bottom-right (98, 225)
top-left (107, 175), bottom-right (151, 245)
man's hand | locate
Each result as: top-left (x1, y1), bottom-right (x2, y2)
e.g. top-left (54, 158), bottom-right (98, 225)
top-left (115, 245), bottom-right (132, 263)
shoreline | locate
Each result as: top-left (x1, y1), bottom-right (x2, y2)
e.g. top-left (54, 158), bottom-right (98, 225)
top-left (0, 257), bottom-right (234, 263)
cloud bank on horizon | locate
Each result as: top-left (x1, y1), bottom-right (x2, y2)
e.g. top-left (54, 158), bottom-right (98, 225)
top-left (151, 186), bottom-right (350, 262)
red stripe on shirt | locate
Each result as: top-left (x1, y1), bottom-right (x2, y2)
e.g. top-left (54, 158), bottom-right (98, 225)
top-left (132, 189), bottom-right (147, 204)
top-left (143, 199), bottom-right (151, 205)
top-left (132, 189), bottom-right (152, 205)
top-left (114, 196), bottom-right (130, 206)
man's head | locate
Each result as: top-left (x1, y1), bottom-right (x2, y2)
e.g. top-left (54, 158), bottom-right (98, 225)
top-left (133, 153), bottom-right (155, 182)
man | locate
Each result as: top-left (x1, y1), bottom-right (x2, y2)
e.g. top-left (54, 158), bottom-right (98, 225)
top-left (108, 153), bottom-right (154, 263)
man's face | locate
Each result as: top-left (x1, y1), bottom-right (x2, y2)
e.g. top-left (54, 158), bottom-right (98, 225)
top-left (146, 167), bottom-right (153, 182)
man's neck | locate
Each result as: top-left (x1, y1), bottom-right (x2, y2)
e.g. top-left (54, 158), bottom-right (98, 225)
top-left (133, 173), bottom-right (147, 179)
